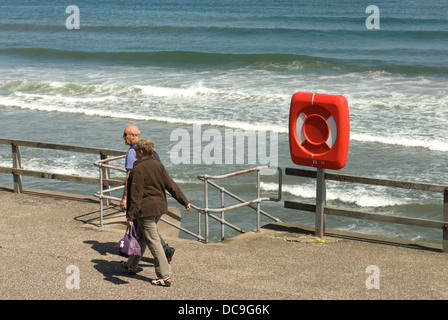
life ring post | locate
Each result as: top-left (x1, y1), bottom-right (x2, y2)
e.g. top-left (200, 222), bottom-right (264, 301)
top-left (315, 168), bottom-right (326, 237)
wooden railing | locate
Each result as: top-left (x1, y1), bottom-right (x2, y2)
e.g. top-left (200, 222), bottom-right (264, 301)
top-left (284, 167), bottom-right (448, 252)
top-left (0, 138), bottom-right (125, 193)
top-left (2, 138), bottom-right (448, 250)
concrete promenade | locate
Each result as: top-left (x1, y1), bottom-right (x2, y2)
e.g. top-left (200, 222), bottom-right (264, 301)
top-left (1, 185), bottom-right (448, 301)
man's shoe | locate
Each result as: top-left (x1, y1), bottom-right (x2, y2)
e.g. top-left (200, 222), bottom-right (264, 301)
top-left (165, 246), bottom-right (175, 263)
top-left (120, 261), bottom-right (136, 275)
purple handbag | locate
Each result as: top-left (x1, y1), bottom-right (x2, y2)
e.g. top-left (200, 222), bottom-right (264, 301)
top-left (117, 224), bottom-right (141, 256)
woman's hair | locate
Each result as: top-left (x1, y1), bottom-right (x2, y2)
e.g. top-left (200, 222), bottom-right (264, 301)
top-left (135, 138), bottom-right (154, 157)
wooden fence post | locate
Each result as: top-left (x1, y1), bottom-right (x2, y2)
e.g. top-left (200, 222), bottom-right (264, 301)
top-left (100, 153), bottom-right (111, 206)
top-left (11, 143), bottom-right (22, 193)
top-left (443, 188), bottom-right (448, 252)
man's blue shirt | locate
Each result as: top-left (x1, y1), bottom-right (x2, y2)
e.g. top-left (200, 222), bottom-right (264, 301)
top-left (125, 142), bottom-right (137, 171)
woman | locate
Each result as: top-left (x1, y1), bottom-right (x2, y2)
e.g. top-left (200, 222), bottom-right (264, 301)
top-left (122, 138), bottom-right (191, 286)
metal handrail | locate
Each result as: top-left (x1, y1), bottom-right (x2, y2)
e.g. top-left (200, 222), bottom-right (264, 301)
top-left (0, 138), bottom-right (282, 243)
top-left (93, 155), bottom-right (206, 241)
top-left (192, 166), bottom-right (282, 243)
top-left (93, 155), bottom-right (282, 243)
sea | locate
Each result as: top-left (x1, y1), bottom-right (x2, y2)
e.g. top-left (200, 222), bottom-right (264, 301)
top-left (0, 0), bottom-right (447, 243)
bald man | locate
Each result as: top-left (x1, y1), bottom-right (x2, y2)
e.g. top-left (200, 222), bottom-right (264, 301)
top-left (121, 125), bottom-right (140, 211)
top-left (120, 125), bottom-right (175, 263)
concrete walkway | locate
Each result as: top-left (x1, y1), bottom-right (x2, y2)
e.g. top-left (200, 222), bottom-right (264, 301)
top-left (1, 185), bottom-right (447, 302)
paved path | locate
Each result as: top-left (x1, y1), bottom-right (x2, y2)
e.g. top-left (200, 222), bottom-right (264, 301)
top-left (1, 185), bottom-right (447, 302)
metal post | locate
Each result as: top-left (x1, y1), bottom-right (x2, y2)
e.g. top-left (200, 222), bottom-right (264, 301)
top-left (443, 188), bottom-right (448, 252)
top-left (100, 153), bottom-right (111, 206)
top-left (11, 143), bottom-right (22, 193)
top-left (204, 176), bottom-right (209, 243)
top-left (315, 168), bottom-right (326, 237)
top-left (197, 210), bottom-right (201, 239)
top-left (221, 190), bottom-right (225, 241)
top-left (98, 164), bottom-right (104, 227)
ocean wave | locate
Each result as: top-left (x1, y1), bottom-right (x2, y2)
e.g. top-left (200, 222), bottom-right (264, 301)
top-left (0, 48), bottom-right (329, 67)
top-left (3, 20), bottom-right (447, 38)
top-left (134, 82), bottom-right (219, 98)
top-left (350, 133), bottom-right (448, 152)
top-left (3, 92), bottom-right (448, 151)
top-left (1, 48), bottom-right (446, 76)
top-left (261, 182), bottom-right (408, 208)
top-left (1, 78), bottom-right (286, 102)
top-left (0, 22), bottom-right (62, 32)
top-left (1, 74), bottom-right (446, 152)
top-left (0, 95), bottom-right (288, 133)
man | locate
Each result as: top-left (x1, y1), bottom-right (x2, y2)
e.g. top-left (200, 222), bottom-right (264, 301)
top-left (120, 125), bottom-right (140, 212)
top-left (120, 125), bottom-right (175, 262)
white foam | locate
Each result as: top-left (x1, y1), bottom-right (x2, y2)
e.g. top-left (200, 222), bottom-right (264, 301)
top-left (15, 92), bottom-right (117, 104)
top-left (0, 95), bottom-right (288, 133)
top-left (4, 90), bottom-right (448, 152)
top-left (350, 132), bottom-right (448, 152)
top-left (20, 161), bottom-right (96, 177)
top-left (135, 81), bottom-right (218, 98)
top-left (261, 182), bottom-right (408, 208)
top-left (2, 72), bottom-right (447, 152)
top-left (336, 223), bottom-right (400, 239)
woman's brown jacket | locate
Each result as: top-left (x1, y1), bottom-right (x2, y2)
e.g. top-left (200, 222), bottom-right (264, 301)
top-left (126, 157), bottom-right (189, 221)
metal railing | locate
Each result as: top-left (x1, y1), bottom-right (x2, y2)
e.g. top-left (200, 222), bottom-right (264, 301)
top-left (192, 166), bottom-right (282, 243)
top-left (91, 154), bottom-right (197, 241)
top-left (93, 155), bottom-right (282, 243)
top-left (93, 155), bottom-right (200, 241)
top-left (284, 167), bottom-right (448, 252)
top-left (0, 138), bottom-right (282, 243)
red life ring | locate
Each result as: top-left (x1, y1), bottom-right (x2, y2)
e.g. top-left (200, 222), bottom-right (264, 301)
top-left (289, 92), bottom-right (350, 170)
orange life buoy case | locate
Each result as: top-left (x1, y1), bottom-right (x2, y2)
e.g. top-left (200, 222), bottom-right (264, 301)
top-left (289, 92), bottom-right (350, 170)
